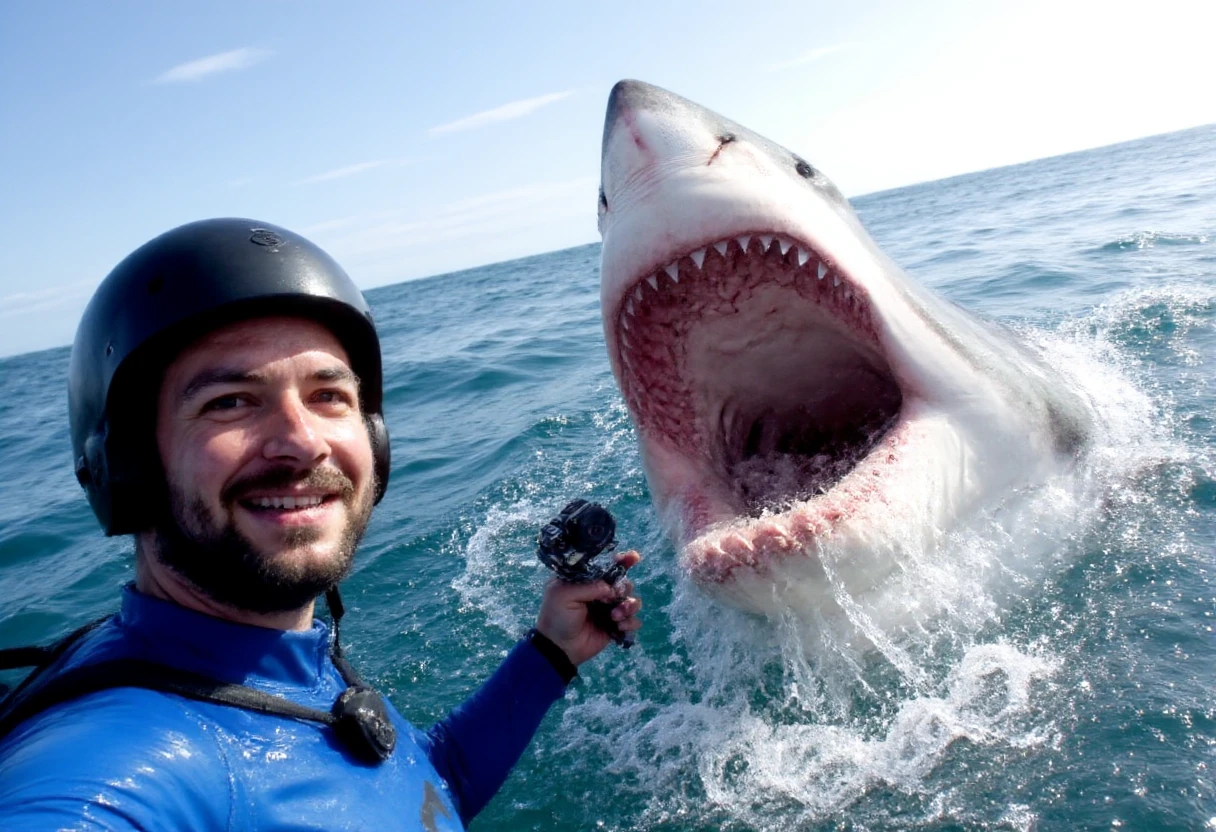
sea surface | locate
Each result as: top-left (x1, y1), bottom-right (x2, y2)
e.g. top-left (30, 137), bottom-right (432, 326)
top-left (1, 125), bottom-right (1214, 830)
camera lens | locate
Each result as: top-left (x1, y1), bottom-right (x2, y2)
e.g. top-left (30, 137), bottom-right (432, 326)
top-left (569, 504), bottom-right (615, 555)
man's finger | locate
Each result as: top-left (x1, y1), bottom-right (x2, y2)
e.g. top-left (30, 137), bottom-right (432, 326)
top-left (614, 550), bottom-right (642, 570)
top-left (608, 578), bottom-right (633, 599)
top-left (615, 612), bottom-right (643, 633)
top-left (610, 597), bottom-right (642, 621)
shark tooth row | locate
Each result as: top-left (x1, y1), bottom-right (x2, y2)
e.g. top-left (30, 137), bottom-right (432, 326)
top-left (620, 234), bottom-right (871, 327)
top-left (614, 233), bottom-right (881, 449)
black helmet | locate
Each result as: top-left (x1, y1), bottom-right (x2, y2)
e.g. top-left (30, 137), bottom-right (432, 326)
top-left (69, 218), bottom-right (391, 535)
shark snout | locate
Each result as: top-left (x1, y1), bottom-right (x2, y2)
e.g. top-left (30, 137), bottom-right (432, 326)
top-left (602, 79), bottom-right (661, 153)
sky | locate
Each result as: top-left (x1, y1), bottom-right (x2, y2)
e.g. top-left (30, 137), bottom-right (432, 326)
top-left (2, 0), bottom-right (1215, 357)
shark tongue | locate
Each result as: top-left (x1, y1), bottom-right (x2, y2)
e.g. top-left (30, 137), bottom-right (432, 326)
top-left (616, 234), bottom-right (903, 523)
top-left (727, 401), bottom-right (900, 515)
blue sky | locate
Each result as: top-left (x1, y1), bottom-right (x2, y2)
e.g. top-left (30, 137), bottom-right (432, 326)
top-left (2, 0), bottom-right (1214, 356)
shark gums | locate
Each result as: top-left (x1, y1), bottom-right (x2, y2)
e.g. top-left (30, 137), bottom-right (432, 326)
top-left (596, 80), bottom-right (1093, 615)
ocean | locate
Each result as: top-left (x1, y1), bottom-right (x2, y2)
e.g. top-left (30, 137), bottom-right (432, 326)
top-left (1, 124), bottom-right (1213, 830)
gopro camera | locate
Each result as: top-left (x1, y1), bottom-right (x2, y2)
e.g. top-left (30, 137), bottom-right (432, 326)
top-left (536, 500), bottom-right (632, 648)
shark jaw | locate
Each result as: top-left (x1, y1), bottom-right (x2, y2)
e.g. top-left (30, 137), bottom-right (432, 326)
top-left (609, 227), bottom-right (920, 590)
top-left (598, 81), bottom-right (1090, 612)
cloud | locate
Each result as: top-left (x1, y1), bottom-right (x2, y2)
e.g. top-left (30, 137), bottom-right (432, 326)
top-left (0, 280), bottom-right (96, 324)
top-left (768, 42), bottom-right (859, 71)
top-left (293, 158), bottom-right (419, 186)
top-left (295, 160), bottom-right (386, 185)
top-left (153, 47), bottom-right (270, 84)
top-left (428, 91), bottom-right (574, 137)
top-left (312, 176), bottom-right (599, 289)
top-left (325, 176), bottom-right (596, 255)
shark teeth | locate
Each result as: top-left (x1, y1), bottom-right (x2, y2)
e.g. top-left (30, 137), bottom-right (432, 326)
top-left (621, 234), bottom-right (858, 335)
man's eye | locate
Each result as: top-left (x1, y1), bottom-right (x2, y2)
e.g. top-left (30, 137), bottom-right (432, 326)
top-left (202, 394), bottom-right (247, 412)
top-left (315, 389), bottom-right (355, 407)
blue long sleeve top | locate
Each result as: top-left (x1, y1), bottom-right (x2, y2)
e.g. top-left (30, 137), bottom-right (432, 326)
top-left (0, 586), bottom-right (569, 831)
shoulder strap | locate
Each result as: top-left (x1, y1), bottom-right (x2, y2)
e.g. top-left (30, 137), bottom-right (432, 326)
top-left (0, 657), bottom-right (335, 740)
top-left (0, 588), bottom-right (396, 763)
top-left (0, 615), bottom-right (111, 671)
top-left (0, 615), bottom-right (111, 701)
top-left (0, 645), bottom-right (60, 670)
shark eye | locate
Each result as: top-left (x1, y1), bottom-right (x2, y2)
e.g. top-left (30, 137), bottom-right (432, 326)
top-left (718, 133), bottom-right (736, 145)
top-left (599, 187), bottom-right (608, 211)
top-left (794, 158), bottom-right (815, 179)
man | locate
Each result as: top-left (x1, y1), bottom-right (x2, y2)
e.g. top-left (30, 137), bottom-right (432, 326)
top-left (0, 219), bottom-right (642, 830)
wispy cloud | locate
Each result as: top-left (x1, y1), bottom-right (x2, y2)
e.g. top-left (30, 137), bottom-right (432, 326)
top-left (327, 176), bottom-right (595, 254)
top-left (153, 47), bottom-right (270, 84)
top-left (295, 160), bottom-right (386, 185)
top-left (428, 91), bottom-right (574, 137)
top-left (0, 280), bottom-right (96, 320)
top-left (768, 42), bottom-right (859, 71)
top-left (293, 158), bottom-right (418, 186)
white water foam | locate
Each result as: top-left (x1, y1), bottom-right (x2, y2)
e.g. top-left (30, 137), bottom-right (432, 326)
top-left (452, 397), bottom-right (643, 636)
top-left (457, 290), bottom-right (1195, 828)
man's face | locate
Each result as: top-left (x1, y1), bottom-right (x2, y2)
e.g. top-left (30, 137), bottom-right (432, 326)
top-left (153, 316), bottom-right (377, 614)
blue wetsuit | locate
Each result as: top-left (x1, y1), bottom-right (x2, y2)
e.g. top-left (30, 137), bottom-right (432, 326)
top-left (0, 586), bottom-right (569, 830)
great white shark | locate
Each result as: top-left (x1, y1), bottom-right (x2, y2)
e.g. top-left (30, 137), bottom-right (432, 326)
top-left (597, 80), bottom-right (1093, 615)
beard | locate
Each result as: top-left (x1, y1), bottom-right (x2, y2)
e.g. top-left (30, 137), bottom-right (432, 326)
top-left (153, 465), bottom-right (374, 615)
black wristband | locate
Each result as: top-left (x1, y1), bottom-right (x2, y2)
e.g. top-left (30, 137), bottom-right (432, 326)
top-left (525, 628), bottom-right (578, 685)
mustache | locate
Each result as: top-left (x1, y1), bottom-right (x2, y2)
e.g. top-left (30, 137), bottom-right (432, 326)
top-left (222, 466), bottom-right (356, 504)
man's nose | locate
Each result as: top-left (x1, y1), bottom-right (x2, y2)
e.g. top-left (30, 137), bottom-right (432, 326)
top-left (261, 394), bottom-right (330, 464)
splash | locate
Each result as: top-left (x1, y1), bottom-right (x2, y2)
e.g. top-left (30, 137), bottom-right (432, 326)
top-left (458, 287), bottom-right (1201, 829)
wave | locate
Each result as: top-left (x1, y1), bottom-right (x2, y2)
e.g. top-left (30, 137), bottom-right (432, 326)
top-left (1098, 231), bottom-right (1212, 252)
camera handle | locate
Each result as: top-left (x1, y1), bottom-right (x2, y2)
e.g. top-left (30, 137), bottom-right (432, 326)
top-left (586, 563), bottom-right (634, 649)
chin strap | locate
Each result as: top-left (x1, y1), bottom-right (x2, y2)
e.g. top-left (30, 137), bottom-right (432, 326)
top-left (325, 586), bottom-right (364, 685)
top-left (322, 585), bottom-right (397, 762)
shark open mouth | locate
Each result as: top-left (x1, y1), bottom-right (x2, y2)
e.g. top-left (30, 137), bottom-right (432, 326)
top-left (614, 233), bottom-right (905, 578)
top-left (598, 80), bottom-right (1094, 603)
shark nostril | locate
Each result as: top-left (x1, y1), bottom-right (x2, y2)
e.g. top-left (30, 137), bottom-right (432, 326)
top-left (599, 187), bottom-right (608, 211)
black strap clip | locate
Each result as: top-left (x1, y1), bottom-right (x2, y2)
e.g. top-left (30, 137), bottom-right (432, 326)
top-left (332, 685), bottom-right (396, 763)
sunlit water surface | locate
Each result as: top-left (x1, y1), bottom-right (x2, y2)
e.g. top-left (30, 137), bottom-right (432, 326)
top-left (1, 125), bottom-right (1214, 830)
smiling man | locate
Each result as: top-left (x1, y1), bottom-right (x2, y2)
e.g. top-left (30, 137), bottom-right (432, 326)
top-left (147, 317), bottom-right (377, 628)
top-left (0, 219), bottom-right (642, 831)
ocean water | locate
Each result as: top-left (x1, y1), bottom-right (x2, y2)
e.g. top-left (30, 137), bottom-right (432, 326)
top-left (1, 124), bottom-right (1214, 830)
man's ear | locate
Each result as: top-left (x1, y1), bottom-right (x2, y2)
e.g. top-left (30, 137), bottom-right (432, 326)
top-left (366, 414), bottom-right (390, 503)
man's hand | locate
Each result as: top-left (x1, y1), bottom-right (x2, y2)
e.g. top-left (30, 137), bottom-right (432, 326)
top-left (535, 550), bottom-right (643, 666)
